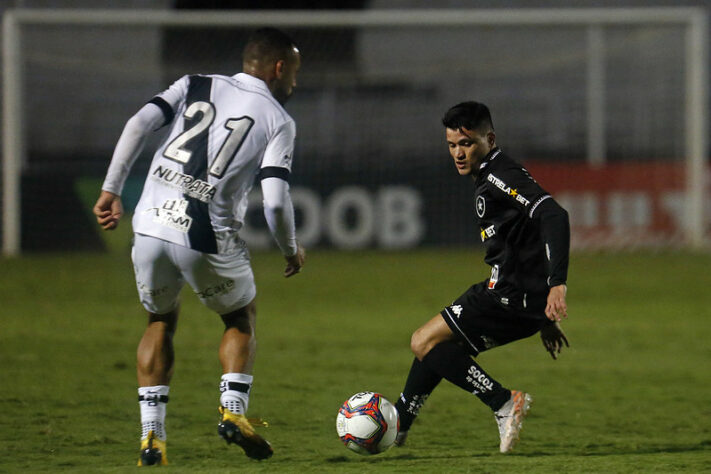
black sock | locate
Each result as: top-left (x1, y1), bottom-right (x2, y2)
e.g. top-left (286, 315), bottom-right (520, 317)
top-left (395, 357), bottom-right (442, 432)
top-left (422, 341), bottom-right (511, 411)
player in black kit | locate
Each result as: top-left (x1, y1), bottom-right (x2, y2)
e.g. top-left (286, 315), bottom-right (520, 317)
top-left (393, 101), bottom-right (570, 453)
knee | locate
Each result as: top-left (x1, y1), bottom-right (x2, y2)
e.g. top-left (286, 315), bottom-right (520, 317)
top-left (410, 327), bottom-right (434, 361)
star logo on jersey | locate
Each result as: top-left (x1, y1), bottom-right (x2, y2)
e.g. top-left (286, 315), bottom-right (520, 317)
top-left (509, 188), bottom-right (518, 198)
top-left (476, 196), bottom-right (486, 218)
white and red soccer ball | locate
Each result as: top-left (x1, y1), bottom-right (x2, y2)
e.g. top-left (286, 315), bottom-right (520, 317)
top-left (336, 392), bottom-right (399, 455)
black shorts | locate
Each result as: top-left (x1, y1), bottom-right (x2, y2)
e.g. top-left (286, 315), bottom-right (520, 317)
top-left (440, 282), bottom-right (547, 355)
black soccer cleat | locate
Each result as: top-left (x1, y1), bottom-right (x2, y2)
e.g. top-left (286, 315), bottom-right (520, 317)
top-left (218, 406), bottom-right (273, 460)
top-left (394, 430), bottom-right (409, 447)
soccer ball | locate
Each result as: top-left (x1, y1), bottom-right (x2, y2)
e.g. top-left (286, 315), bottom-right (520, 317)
top-left (336, 392), bottom-right (399, 455)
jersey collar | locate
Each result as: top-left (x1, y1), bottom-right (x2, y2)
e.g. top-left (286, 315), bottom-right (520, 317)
top-left (233, 72), bottom-right (271, 95)
top-left (479, 147), bottom-right (502, 170)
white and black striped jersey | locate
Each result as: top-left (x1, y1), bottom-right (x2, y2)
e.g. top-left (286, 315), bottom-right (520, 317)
top-left (128, 73), bottom-right (295, 254)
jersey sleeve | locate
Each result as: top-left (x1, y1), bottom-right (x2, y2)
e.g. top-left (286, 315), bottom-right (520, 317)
top-left (261, 177), bottom-right (298, 256)
top-left (147, 75), bottom-right (190, 129)
top-left (101, 102), bottom-right (166, 195)
top-left (259, 119), bottom-right (296, 181)
top-left (533, 198), bottom-right (570, 287)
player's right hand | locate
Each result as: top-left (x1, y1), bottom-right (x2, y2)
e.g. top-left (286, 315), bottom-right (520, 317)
top-left (545, 284), bottom-right (568, 321)
top-left (284, 244), bottom-right (305, 278)
top-left (93, 190), bottom-right (123, 231)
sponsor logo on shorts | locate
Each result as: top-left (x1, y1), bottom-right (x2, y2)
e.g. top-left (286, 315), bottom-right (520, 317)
top-left (467, 365), bottom-right (494, 394)
top-left (138, 283), bottom-right (169, 297)
top-left (144, 199), bottom-right (192, 233)
top-left (487, 173), bottom-right (531, 206)
top-left (480, 335), bottom-right (499, 350)
top-left (151, 165), bottom-right (216, 203)
top-left (488, 264), bottom-right (500, 289)
top-left (197, 279), bottom-right (235, 299)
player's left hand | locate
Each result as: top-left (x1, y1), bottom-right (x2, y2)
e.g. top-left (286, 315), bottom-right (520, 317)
top-left (540, 321), bottom-right (569, 360)
top-left (93, 190), bottom-right (123, 230)
top-left (545, 284), bottom-right (568, 322)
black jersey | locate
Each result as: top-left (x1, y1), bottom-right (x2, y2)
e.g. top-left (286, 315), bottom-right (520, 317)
top-left (473, 148), bottom-right (569, 312)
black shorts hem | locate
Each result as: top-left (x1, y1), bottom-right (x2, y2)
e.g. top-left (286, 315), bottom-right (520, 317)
top-left (441, 306), bottom-right (482, 354)
top-left (441, 282), bottom-right (546, 355)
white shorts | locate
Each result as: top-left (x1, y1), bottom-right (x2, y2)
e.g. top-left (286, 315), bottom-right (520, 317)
top-left (131, 233), bottom-right (256, 315)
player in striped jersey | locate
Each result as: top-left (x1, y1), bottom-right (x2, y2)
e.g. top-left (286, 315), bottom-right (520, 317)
top-left (93, 27), bottom-right (304, 465)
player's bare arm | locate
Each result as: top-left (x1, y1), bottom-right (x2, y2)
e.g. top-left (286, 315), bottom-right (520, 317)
top-left (540, 320), bottom-right (569, 360)
top-left (284, 244), bottom-right (305, 278)
top-left (93, 190), bottom-right (123, 231)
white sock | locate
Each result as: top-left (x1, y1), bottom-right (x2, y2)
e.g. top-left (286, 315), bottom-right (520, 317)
top-left (138, 385), bottom-right (169, 441)
top-left (220, 373), bottom-right (253, 415)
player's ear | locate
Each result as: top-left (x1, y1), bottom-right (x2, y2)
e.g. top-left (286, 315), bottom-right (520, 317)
top-left (487, 131), bottom-right (496, 148)
top-left (274, 59), bottom-right (286, 79)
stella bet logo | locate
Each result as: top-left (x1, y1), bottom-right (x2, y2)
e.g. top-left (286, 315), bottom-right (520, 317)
top-left (487, 173), bottom-right (531, 207)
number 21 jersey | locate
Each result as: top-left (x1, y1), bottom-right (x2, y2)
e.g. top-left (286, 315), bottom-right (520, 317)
top-left (132, 73), bottom-right (295, 254)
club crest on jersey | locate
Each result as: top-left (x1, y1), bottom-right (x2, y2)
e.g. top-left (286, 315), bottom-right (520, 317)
top-left (151, 165), bottom-right (216, 203)
top-left (486, 173), bottom-right (531, 206)
top-left (144, 199), bottom-right (193, 233)
top-left (476, 195), bottom-right (486, 218)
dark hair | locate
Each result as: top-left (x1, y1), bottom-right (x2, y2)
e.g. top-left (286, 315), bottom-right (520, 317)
top-left (442, 101), bottom-right (494, 133)
top-left (243, 27), bottom-right (297, 64)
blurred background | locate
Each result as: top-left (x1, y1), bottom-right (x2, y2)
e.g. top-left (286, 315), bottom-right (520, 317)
top-left (1, 0), bottom-right (709, 253)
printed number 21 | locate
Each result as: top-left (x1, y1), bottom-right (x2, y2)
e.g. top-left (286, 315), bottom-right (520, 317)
top-left (163, 101), bottom-right (254, 178)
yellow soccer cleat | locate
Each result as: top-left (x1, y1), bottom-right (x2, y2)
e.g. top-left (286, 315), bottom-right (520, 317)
top-left (137, 430), bottom-right (168, 466)
top-left (218, 406), bottom-right (273, 460)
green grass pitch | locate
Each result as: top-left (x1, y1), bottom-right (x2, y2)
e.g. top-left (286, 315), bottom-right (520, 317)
top-left (1, 249), bottom-right (710, 472)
